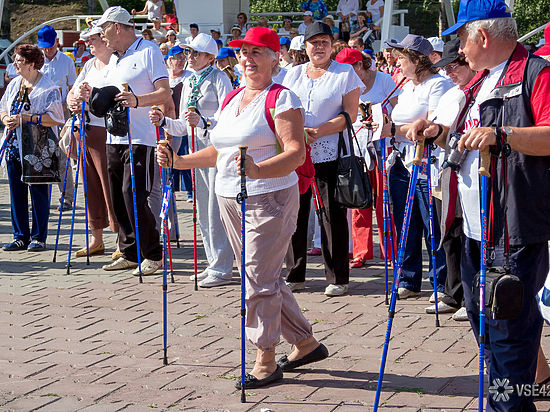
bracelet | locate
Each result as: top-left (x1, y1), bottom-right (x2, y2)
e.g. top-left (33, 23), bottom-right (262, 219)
top-left (133, 93), bottom-right (139, 108)
top-left (201, 116), bottom-right (208, 129)
top-left (434, 123), bottom-right (443, 139)
top-left (1, 114), bottom-right (6, 124)
top-left (160, 115), bottom-right (166, 128)
top-left (390, 121), bottom-right (396, 137)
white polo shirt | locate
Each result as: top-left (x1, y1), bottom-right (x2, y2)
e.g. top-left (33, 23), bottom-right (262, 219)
top-left (41, 50), bottom-right (77, 101)
top-left (105, 37), bottom-right (169, 147)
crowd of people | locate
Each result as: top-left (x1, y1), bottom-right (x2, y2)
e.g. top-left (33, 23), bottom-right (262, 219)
top-left (1, 0), bottom-right (550, 407)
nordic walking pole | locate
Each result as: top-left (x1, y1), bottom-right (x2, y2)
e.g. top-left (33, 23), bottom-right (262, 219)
top-left (152, 106), bottom-right (175, 278)
top-left (79, 99), bottom-right (91, 265)
top-left (380, 137), bottom-right (393, 305)
top-left (236, 145), bottom-right (248, 404)
top-left (373, 140), bottom-right (425, 412)
top-left (171, 190), bottom-right (181, 249)
top-left (66, 117), bottom-right (85, 275)
top-left (188, 105), bottom-right (198, 291)
top-left (426, 143), bottom-right (440, 327)
top-left (53, 114), bottom-right (77, 262)
top-left (122, 83), bottom-right (143, 283)
top-left (478, 147), bottom-right (490, 412)
top-left (159, 139), bottom-right (170, 365)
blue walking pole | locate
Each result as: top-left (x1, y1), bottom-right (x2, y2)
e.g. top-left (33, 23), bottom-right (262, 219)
top-left (380, 138), bottom-right (396, 305)
top-left (236, 145), bottom-right (248, 404)
top-left (426, 143), bottom-right (440, 327)
top-left (53, 114), bottom-right (77, 262)
top-left (79, 101), bottom-right (90, 265)
top-left (66, 116), bottom-right (85, 274)
top-left (122, 83), bottom-right (143, 283)
top-left (158, 139), bottom-right (172, 365)
top-left (171, 190), bottom-right (180, 249)
top-left (373, 140), bottom-right (425, 411)
top-left (478, 147), bottom-right (490, 411)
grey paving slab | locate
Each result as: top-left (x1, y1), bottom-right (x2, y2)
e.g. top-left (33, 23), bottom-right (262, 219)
top-left (1, 178), bottom-right (550, 411)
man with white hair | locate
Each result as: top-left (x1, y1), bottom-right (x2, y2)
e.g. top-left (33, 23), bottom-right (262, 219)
top-left (80, 6), bottom-right (174, 275)
top-left (408, 0), bottom-right (550, 409)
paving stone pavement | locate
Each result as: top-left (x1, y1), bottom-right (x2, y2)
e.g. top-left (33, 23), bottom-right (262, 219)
top-left (1, 178), bottom-right (550, 412)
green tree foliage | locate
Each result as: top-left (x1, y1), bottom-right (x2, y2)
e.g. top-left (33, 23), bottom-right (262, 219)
top-left (513, 0), bottom-right (550, 43)
top-left (250, 0), bottom-right (340, 14)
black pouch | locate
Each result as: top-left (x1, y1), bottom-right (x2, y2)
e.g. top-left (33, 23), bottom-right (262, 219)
top-left (334, 111), bottom-right (373, 209)
top-left (105, 102), bottom-right (129, 137)
top-left (21, 123), bottom-right (61, 184)
top-left (473, 266), bottom-right (524, 320)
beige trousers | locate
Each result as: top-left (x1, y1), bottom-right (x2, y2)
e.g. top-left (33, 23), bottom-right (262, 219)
top-left (217, 185), bottom-right (313, 349)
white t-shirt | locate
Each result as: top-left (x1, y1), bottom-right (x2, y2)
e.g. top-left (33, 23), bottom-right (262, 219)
top-left (41, 50), bottom-right (77, 101)
top-left (283, 60), bottom-right (365, 163)
top-left (298, 22), bottom-right (310, 35)
top-left (210, 84), bottom-right (302, 197)
top-left (366, 0), bottom-right (384, 23)
top-left (337, 0), bottom-right (359, 18)
top-left (458, 60), bottom-right (506, 241)
top-left (147, 0), bottom-right (163, 21)
top-left (391, 73), bottom-right (452, 176)
top-left (73, 57), bottom-right (112, 127)
top-left (6, 63), bottom-right (17, 79)
top-left (104, 37), bottom-right (169, 146)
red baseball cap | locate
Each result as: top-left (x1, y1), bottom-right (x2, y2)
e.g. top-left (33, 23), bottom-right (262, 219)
top-left (534, 21), bottom-right (550, 57)
top-left (335, 48), bottom-right (363, 65)
top-left (229, 26), bottom-right (280, 52)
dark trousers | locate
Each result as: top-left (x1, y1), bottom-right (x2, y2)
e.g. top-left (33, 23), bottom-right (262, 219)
top-left (435, 197), bottom-right (463, 307)
top-left (287, 160), bottom-right (349, 285)
top-left (173, 136), bottom-right (191, 192)
top-left (6, 157), bottom-right (50, 243)
top-left (106, 144), bottom-right (161, 262)
top-left (389, 158), bottom-right (447, 292)
top-left (461, 236), bottom-right (548, 412)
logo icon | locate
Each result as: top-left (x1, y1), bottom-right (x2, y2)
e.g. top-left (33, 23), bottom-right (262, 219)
top-left (489, 378), bottom-right (514, 402)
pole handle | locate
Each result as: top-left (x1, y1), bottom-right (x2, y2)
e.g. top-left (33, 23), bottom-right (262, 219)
top-left (152, 105), bottom-right (160, 126)
top-left (122, 82), bottom-right (129, 92)
top-left (479, 147), bottom-right (490, 177)
top-left (412, 139), bottom-right (425, 166)
top-left (236, 145), bottom-right (248, 204)
top-left (188, 106), bottom-right (196, 113)
top-left (158, 139), bottom-right (171, 168)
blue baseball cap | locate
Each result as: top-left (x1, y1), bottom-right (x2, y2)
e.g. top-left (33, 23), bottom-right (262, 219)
top-left (167, 45), bottom-right (184, 57)
top-left (37, 25), bottom-right (57, 48)
top-left (280, 37), bottom-right (291, 47)
top-left (441, 0), bottom-right (512, 36)
top-left (216, 47), bottom-right (236, 59)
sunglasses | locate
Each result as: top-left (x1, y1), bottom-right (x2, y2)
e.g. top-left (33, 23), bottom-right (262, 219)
top-left (183, 48), bottom-right (201, 58)
top-left (444, 62), bottom-right (461, 73)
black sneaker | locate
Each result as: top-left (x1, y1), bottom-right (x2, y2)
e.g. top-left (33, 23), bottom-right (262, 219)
top-left (58, 202), bottom-right (72, 212)
top-left (3, 239), bottom-right (28, 251)
top-left (27, 240), bottom-right (46, 251)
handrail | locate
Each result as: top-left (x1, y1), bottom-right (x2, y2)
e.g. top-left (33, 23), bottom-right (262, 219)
top-left (518, 23), bottom-right (546, 42)
top-left (0, 14), bottom-right (150, 63)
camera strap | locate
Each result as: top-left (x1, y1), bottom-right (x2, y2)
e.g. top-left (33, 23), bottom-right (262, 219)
top-left (486, 151), bottom-right (511, 270)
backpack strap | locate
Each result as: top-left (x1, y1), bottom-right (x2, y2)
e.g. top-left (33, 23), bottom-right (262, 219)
top-left (264, 83), bottom-right (287, 135)
top-left (220, 86), bottom-right (245, 111)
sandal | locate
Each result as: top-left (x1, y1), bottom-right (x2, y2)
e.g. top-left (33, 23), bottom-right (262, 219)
top-left (349, 258), bottom-right (366, 268)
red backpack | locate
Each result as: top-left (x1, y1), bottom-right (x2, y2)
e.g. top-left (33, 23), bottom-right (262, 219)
top-left (221, 83), bottom-right (315, 195)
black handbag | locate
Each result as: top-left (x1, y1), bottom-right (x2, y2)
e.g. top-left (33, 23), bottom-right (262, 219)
top-left (334, 111), bottom-right (373, 209)
top-left (474, 267), bottom-right (523, 320)
top-left (105, 102), bottom-right (129, 137)
top-left (21, 123), bottom-right (61, 184)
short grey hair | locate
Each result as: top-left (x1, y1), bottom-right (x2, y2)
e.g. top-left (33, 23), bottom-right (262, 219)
top-left (266, 48), bottom-right (280, 76)
top-left (465, 17), bottom-right (518, 42)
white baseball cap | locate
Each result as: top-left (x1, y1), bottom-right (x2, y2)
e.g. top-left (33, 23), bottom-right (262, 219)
top-left (184, 32), bottom-right (218, 56)
top-left (427, 37), bottom-right (444, 53)
top-left (96, 6), bottom-right (133, 27)
top-left (80, 23), bottom-right (102, 40)
top-left (304, 11), bottom-right (313, 16)
top-left (289, 35), bottom-right (305, 51)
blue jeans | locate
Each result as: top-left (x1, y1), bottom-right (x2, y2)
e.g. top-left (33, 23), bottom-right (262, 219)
top-left (389, 158), bottom-right (447, 292)
top-left (6, 157), bottom-right (50, 243)
top-left (461, 236), bottom-right (547, 411)
top-left (172, 136), bottom-right (192, 193)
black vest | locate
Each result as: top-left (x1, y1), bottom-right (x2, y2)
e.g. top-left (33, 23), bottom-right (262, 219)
top-left (478, 48), bottom-right (550, 246)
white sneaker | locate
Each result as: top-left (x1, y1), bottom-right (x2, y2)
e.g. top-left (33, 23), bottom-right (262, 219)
top-left (425, 302), bottom-right (458, 314)
top-left (324, 284), bottom-right (348, 296)
top-left (189, 270), bottom-right (209, 282)
top-left (132, 259), bottom-right (162, 276)
top-left (397, 287), bottom-right (420, 299)
top-left (103, 257), bottom-right (138, 271)
top-left (199, 275), bottom-right (232, 288)
top-left (285, 281), bottom-right (306, 292)
top-left (452, 307), bottom-right (469, 321)
top-left (429, 292), bottom-right (447, 303)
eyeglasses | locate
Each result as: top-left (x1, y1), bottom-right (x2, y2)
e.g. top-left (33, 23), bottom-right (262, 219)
top-left (183, 48), bottom-right (201, 58)
top-left (170, 53), bottom-right (186, 61)
top-left (101, 22), bottom-right (114, 34)
top-left (444, 62), bottom-right (461, 73)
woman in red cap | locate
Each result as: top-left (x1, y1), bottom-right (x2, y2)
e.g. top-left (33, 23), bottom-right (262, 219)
top-left (534, 21), bottom-right (550, 61)
top-left (153, 26), bottom-right (328, 389)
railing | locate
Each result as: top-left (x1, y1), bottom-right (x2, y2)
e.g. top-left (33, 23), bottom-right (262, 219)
top-left (518, 23), bottom-right (546, 42)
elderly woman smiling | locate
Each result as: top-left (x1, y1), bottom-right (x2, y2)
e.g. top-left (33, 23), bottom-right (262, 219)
top-left (152, 27), bottom-right (328, 389)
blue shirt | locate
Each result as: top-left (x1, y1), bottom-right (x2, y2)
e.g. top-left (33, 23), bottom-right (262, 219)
top-left (300, 0), bottom-right (328, 20)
